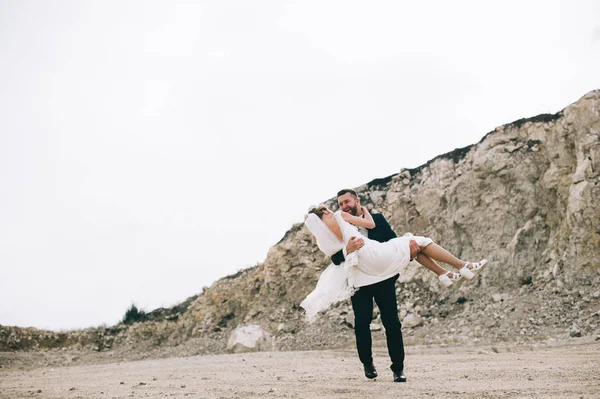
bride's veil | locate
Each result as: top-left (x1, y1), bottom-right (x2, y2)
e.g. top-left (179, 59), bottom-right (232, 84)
top-left (304, 213), bottom-right (344, 256)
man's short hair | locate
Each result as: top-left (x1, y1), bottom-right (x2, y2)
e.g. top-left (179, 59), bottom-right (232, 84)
top-left (337, 188), bottom-right (358, 198)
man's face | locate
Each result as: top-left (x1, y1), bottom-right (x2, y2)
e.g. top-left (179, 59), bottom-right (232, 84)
top-left (338, 193), bottom-right (360, 216)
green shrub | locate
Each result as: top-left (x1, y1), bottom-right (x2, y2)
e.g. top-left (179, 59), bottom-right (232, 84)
top-left (122, 303), bottom-right (148, 325)
top-left (520, 276), bottom-right (533, 286)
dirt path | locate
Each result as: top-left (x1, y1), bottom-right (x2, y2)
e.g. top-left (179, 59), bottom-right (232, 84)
top-left (1, 341), bottom-right (599, 399)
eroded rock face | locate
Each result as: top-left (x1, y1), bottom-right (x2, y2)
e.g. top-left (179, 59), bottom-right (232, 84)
top-left (226, 324), bottom-right (273, 353)
top-left (2, 90), bottom-right (599, 356)
top-left (182, 91), bottom-right (600, 346)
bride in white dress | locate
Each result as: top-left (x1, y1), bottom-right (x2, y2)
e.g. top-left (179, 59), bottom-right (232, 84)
top-left (300, 205), bottom-right (488, 321)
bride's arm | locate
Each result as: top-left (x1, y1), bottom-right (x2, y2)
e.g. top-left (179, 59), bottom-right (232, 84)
top-left (341, 208), bottom-right (376, 229)
top-left (360, 206), bottom-right (375, 228)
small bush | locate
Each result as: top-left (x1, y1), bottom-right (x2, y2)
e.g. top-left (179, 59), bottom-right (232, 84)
top-left (520, 276), bottom-right (533, 286)
top-left (122, 304), bottom-right (148, 325)
top-left (456, 296), bottom-right (468, 304)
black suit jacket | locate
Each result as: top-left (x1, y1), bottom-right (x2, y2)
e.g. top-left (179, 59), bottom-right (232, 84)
top-left (331, 213), bottom-right (397, 265)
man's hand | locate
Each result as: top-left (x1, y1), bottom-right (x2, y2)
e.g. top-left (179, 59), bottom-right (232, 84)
top-left (346, 236), bottom-right (365, 254)
top-left (409, 240), bottom-right (421, 258)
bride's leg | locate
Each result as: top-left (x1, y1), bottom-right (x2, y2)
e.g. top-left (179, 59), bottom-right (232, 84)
top-left (416, 252), bottom-right (462, 287)
top-left (415, 253), bottom-right (449, 276)
top-left (420, 243), bottom-right (466, 269)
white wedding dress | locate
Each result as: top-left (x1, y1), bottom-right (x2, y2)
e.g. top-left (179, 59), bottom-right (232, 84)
top-left (300, 211), bottom-right (422, 321)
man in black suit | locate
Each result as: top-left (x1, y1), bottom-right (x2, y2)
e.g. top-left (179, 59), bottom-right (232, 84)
top-left (332, 189), bottom-right (419, 383)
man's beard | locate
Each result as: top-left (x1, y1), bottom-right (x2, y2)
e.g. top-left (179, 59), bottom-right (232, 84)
top-left (349, 203), bottom-right (360, 216)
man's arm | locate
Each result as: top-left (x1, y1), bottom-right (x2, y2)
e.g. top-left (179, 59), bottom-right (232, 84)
top-left (331, 236), bottom-right (365, 265)
top-left (372, 213), bottom-right (419, 258)
top-left (332, 249), bottom-right (345, 265)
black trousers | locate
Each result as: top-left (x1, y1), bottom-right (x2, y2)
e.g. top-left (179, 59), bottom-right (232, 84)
top-left (350, 274), bottom-right (405, 373)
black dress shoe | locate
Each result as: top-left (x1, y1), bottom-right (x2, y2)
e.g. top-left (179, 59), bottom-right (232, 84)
top-left (393, 369), bottom-right (407, 382)
top-left (364, 362), bottom-right (378, 379)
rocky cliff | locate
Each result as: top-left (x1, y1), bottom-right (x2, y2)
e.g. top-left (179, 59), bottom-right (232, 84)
top-left (2, 90), bottom-right (599, 365)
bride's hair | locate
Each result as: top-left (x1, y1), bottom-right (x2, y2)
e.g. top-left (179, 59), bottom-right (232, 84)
top-left (308, 205), bottom-right (328, 219)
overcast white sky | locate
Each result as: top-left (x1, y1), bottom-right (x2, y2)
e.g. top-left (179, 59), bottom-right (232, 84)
top-left (1, 0), bottom-right (599, 331)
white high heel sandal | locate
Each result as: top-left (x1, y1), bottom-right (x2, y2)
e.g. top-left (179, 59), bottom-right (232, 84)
top-left (459, 259), bottom-right (488, 280)
top-left (438, 272), bottom-right (462, 287)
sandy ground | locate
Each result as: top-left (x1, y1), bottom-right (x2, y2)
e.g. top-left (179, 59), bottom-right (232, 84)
top-left (1, 340), bottom-right (599, 399)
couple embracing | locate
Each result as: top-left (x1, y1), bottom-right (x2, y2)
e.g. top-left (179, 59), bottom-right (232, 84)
top-left (301, 189), bottom-right (488, 383)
